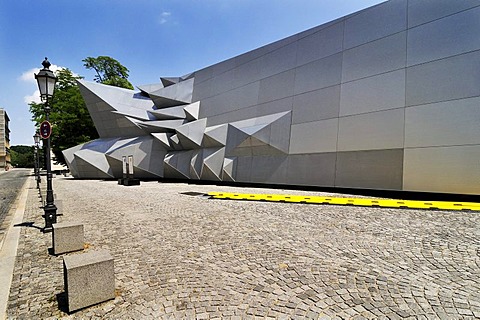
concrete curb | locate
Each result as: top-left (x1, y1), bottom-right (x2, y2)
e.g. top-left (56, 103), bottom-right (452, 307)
top-left (0, 177), bottom-right (30, 320)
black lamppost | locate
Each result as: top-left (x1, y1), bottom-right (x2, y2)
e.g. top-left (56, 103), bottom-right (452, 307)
top-left (35, 57), bottom-right (57, 232)
top-left (33, 132), bottom-right (41, 189)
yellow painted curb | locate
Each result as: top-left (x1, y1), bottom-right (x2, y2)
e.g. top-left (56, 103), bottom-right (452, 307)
top-left (207, 192), bottom-right (480, 212)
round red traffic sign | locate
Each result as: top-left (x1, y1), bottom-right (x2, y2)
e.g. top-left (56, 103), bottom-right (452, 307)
top-left (39, 121), bottom-right (52, 139)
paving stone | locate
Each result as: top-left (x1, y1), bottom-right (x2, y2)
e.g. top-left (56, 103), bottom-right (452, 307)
top-left (4, 177), bottom-right (480, 318)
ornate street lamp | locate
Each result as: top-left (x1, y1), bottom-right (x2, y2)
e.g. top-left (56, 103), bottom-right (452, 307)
top-left (35, 57), bottom-right (57, 232)
top-left (33, 132), bottom-right (41, 189)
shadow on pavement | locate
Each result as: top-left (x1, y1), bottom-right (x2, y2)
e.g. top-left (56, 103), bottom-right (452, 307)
top-left (13, 221), bottom-right (43, 230)
top-left (56, 292), bottom-right (68, 313)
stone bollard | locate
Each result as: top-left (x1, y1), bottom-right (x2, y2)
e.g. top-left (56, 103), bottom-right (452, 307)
top-left (63, 249), bottom-right (115, 312)
top-left (52, 222), bottom-right (84, 255)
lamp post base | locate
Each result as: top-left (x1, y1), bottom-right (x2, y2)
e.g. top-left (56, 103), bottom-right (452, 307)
top-left (43, 204), bottom-right (57, 233)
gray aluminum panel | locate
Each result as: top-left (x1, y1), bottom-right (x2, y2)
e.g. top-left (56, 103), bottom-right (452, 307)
top-left (408, 0), bottom-right (480, 28)
top-left (200, 82), bottom-right (260, 118)
top-left (340, 69), bottom-right (406, 116)
top-left (269, 112), bottom-right (292, 154)
top-left (233, 58), bottom-right (262, 88)
top-left (406, 50), bottom-right (480, 107)
top-left (407, 7), bottom-right (480, 67)
top-left (344, 0), bottom-right (407, 50)
top-left (335, 149), bottom-right (404, 190)
top-left (235, 46), bottom-right (269, 68)
top-left (294, 53), bottom-right (343, 95)
top-left (296, 22), bottom-right (344, 67)
top-left (342, 32), bottom-right (407, 83)
top-left (255, 97), bottom-right (293, 119)
top-left (289, 118), bottom-right (338, 154)
top-left (205, 106), bottom-right (265, 129)
top-left (337, 108), bottom-right (405, 152)
top-left (193, 67), bottom-right (214, 84)
top-left (205, 101), bottom-right (289, 128)
top-left (403, 145), bottom-right (480, 194)
top-left (258, 70), bottom-right (295, 104)
top-left (286, 153), bottom-right (336, 187)
top-left (237, 32), bottom-right (299, 69)
top-left (212, 57), bottom-right (236, 77)
top-left (212, 69), bottom-right (235, 97)
top-left (405, 97), bottom-right (480, 148)
top-left (250, 156), bottom-right (288, 184)
top-left (259, 42), bottom-right (298, 80)
top-left (234, 156), bottom-right (252, 182)
top-left (292, 85), bottom-right (340, 124)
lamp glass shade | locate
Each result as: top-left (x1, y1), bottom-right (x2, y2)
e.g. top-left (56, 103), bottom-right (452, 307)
top-left (34, 133), bottom-right (40, 144)
top-left (35, 69), bottom-right (57, 101)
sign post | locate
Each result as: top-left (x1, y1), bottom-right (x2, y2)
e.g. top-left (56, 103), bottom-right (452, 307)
top-left (119, 155), bottom-right (140, 186)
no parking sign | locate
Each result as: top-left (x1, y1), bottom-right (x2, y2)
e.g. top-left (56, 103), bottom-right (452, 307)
top-left (39, 121), bottom-right (52, 139)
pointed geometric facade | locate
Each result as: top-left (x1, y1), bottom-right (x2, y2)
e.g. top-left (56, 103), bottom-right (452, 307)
top-left (64, 0), bottom-right (480, 195)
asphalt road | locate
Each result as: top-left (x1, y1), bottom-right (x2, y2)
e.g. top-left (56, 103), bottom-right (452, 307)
top-left (0, 169), bottom-right (30, 226)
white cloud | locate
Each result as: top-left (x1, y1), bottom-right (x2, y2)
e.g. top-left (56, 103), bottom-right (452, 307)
top-left (159, 11), bottom-right (171, 24)
top-left (20, 68), bottom-right (40, 83)
top-left (19, 64), bottom-right (63, 83)
top-left (24, 89), bottom-right (41, 104)
top-left (20, 64), bottom-right (66, 104)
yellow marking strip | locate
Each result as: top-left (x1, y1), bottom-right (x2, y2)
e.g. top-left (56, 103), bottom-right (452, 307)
top-left (207, 192), bottom-right (480, 211)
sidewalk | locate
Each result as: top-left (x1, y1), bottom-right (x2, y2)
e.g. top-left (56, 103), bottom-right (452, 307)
top-left (4, 176), bottom-right (480, 319)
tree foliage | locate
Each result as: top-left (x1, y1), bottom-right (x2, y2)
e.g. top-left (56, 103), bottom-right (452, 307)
top-left (10, 145), bottom-right (35, 168)
top-left (83, 56), bottom-right (134, 89)
top-left (29, 56), bottom-right (133, 165)
top-left (29, 68), bottom-right (99, 164)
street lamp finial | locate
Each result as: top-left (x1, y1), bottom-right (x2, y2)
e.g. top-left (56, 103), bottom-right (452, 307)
top-left (42, 57), bottom-right (51, 70)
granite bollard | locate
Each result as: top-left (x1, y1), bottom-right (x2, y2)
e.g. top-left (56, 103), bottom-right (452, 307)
top-left (52, 222), bottom-right (84, 255)
top-left (63, 249), bottom-right (115, 312)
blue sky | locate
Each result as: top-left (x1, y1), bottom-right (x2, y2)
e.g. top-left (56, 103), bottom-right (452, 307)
top-left (0, 0), bottom-right (384, 146)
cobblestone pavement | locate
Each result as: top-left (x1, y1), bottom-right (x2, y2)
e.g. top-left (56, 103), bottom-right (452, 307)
top-left (0, 169), bottom-right (31, 246)
top-left (6, 176), bottom-right (480, 319)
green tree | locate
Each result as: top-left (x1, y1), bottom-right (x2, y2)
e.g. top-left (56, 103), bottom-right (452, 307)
top-left (29, 68), bottom-right (99, 164)
top-left (83, 56), bottom-right (134, 89)
top-left (10, 145), bottom-right (35, 168)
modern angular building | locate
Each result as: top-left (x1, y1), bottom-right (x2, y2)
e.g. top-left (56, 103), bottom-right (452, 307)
top-left (64, 0), bottom-right (480, 195)
top-left (0, 108), bottom-right (11, 171)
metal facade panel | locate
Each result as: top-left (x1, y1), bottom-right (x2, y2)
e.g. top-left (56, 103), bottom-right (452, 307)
top-left (339, 69), bottom-right (406, 117)
top-left (259, 42), bottom-right (298, 79)
top-left (233, 58), bottom-right (262, 89)
top-left (406, 50), bottom-right (480, 107)
top-left (192, 67), bottom-right (214, 84)
top-left (286, 153), bottom-right (336, 187)
top-left (258, 70), bottom-right (295, 104)
top-left (403, 145), bottom-right (480, 194)
top-left (292, 85), bottom-right (340, 124)
top-left (335, 149), bottom-right (404, 190)
top-left (289, 119), bottom-right (338, 154)
top-left (200, 81), bottom-right (261, 118)
top-left (192, 77), bottom-right (214, 101)
top-left (405, 97), bottom-right (480, 148)
top-left (255, 97), bottom-right (293, 119)
top-left (407, 7), bottom-right (480, 67)
top-left (344, 0), bottom-right (407, 49)
top-left (407, 0), bottom-right (480, 28)
top-left (337, 108), bottom-right (405, 152)
top-left (296, 22), bottom-right (344, 66)
top-left (342, 32), bottom-right (407, 82)
top-left (294, 53), bottom-right (343, 95)
top-left (234, 156), bottom-right (252, 182)
top-left (250, 156), bottom-right (288, 184)
top-left (211, 69), bottom-right (235, 96)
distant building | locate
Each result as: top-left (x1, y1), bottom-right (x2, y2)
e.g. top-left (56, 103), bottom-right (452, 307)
top-left (64, 1), bottom-right (480, 195)
top-left (0, 109), bottom-right (11, 171)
